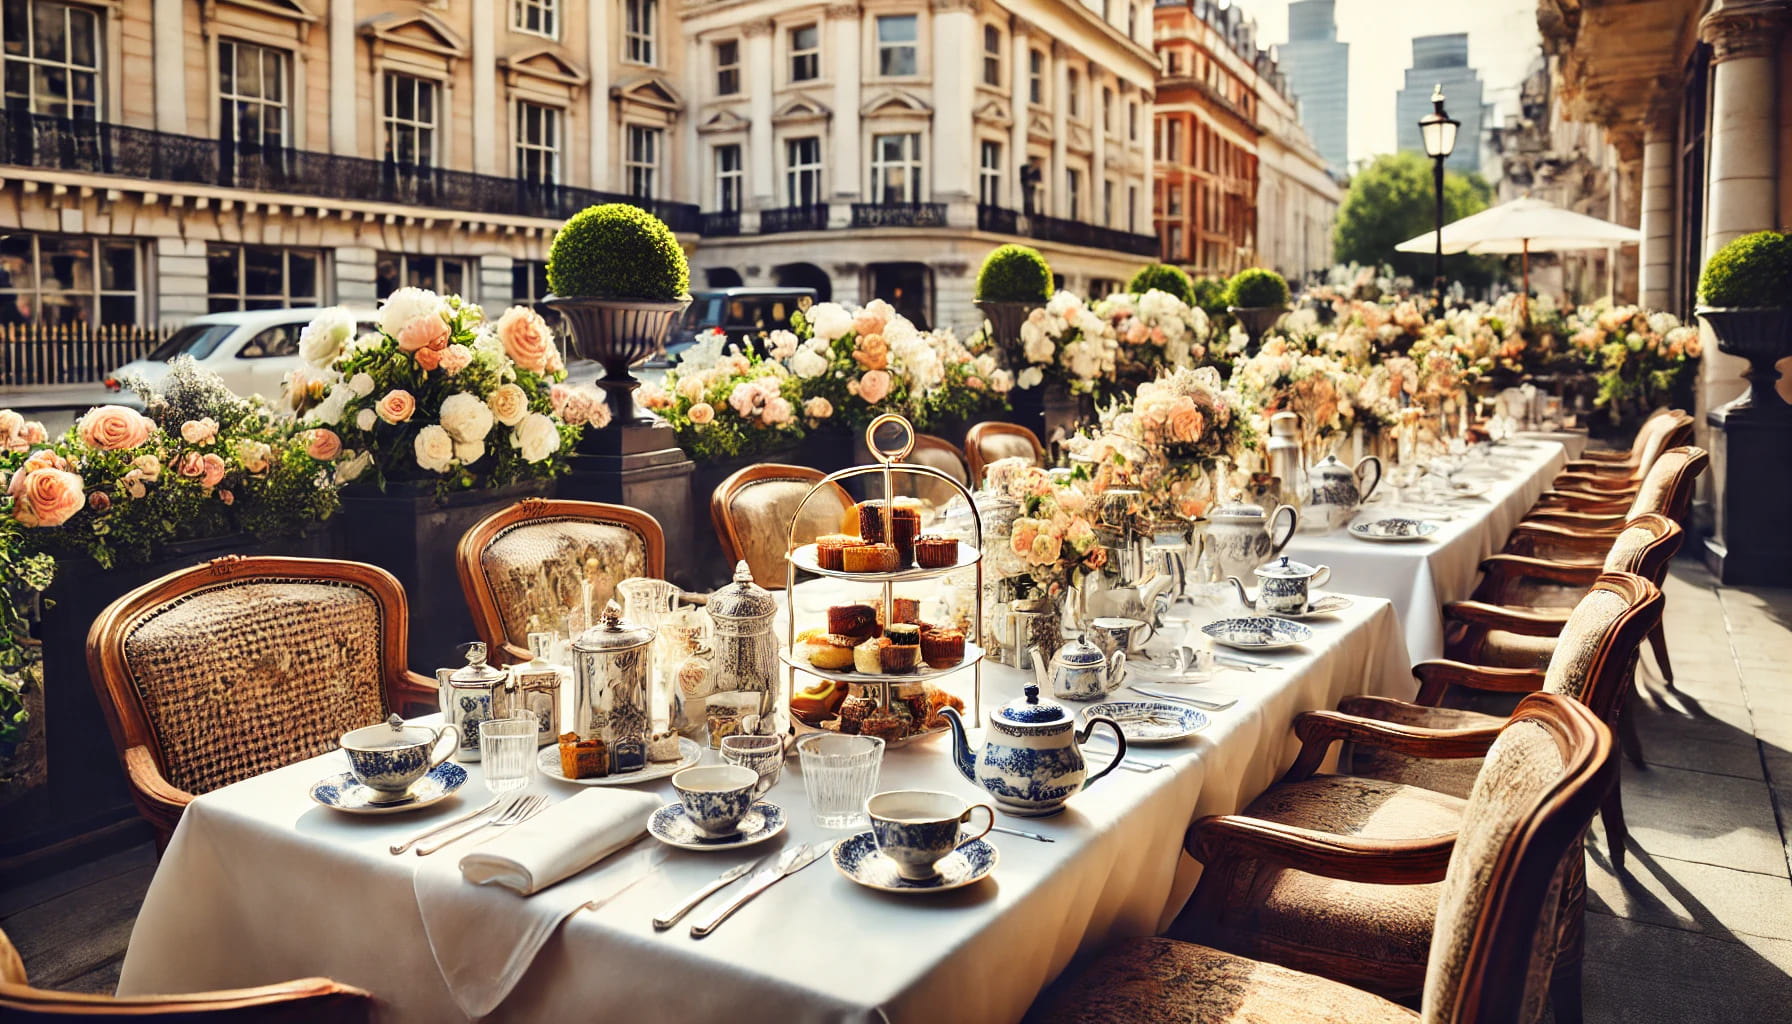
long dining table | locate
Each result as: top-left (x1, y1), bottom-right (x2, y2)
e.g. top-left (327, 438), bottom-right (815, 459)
top-left (117, 589), bottom-right (1412, 1024)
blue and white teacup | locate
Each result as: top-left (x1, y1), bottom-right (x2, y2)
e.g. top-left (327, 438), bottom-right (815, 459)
top-left (866, 790), bottom-right (997, 881)
top-left (340, 714), bottom-right (458, 801)
top-left (672, 764), bottom-right (760, 838)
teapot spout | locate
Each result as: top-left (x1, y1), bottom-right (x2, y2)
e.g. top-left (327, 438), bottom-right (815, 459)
top-left (937, 706), bottom-right (977, 785)
top-left (1027, 644), bottom-right (1049, 690)
top-left (1226, 575), bottom-right (1253, 610)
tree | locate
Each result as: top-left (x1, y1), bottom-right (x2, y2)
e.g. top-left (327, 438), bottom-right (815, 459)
top-left (1333, 152), bottom-right (1498, 288)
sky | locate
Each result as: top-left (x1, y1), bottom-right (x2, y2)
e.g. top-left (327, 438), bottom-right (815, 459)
top-left (1228, 0), bottom-right (1543, 170)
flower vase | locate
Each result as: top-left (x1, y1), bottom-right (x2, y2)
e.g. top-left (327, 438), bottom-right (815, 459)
top-left (547, 295), bottom-right (691, 428)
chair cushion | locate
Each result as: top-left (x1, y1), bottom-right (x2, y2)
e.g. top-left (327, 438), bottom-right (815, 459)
top-left (1474, 629), bottom-right (1557, 670)
top-left (724, 477), bottom-right (847, 586)
top-left (1038, 937), bottom-right (1418, 1024)
top-left (478, 516), bottom-right (649, 645)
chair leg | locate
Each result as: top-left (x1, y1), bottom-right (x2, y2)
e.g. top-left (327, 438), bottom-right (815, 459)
top-left (1551, 845), bottom-right (1588, 1024)
top-left (1618, 693), bottom-right (1647, 769)
top-left (1600, 780), bottom-right (1628, 871)
top-left (1647, 622), bottom-right (1674, 685)
top-left (1551, 951), bottom-right (1585, 1024)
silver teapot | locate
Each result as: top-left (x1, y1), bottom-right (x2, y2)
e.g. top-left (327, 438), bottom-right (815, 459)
top-left (705, 560), bottom-right (780, 735)
top-left (1308, 453), bottom-right (1382, 530)
top-left (570, 601), bottom-right (655, 774)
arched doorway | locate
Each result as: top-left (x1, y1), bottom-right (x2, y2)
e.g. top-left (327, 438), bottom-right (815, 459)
top-left (705, 267), bottom-right (744, 288)
top-left (774, 262), bottom-right (832, 302)
top-left (867, 262), bottom-right (932, 329)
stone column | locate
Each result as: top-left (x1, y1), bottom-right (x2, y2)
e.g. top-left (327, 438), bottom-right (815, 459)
top-left (745, 20), bottom-right (777, 209)
top-left (1051, 43), bottom-right (1069, 218)
top-left (589, 0), bottom-right (612, 190)
top-left (681, 34), bottom-right (703, 203)
top-left (152, 0), bottom-right (185, 134)
top-left (931, 0), bottom-right (976, 203)
top-left (330, 0), bottom-right (357, 153)
top-left (471, 0), bottom-right (497, 174)
top-left (1009, 17), bottom-right (1030, 211)
top-left (1609, 132), bottom-right (1642, 303)
top-left (1639, 84), bottom-right (1678, 310)
top-left (830, 4), bottom-right (863, 201)
top-left (1090, 63), bottom-right (1107, 225)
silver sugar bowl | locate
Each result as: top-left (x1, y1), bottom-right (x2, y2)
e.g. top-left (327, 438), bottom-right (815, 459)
top-left (570, 600), bottom-right (656, 774)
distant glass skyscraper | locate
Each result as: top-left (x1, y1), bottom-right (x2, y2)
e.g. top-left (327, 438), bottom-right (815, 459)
top-left (1395, 34), bottom-right (1484, 174)
top-left (1276, 0), bottom-right (1348, 174)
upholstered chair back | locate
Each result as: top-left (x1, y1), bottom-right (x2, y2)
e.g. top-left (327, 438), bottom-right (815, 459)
top-left (1539, 573), bottom-right (1662, 722)
top-left (458, 499), bottom-right (664, 664)
top-left (1420, 693), bottom-right (1614, 1024)
top-left (1599, 514), bottom-right (1681, 583)
top-left (896, 433), bottom-right (973, 514)
top-left (1625, 412), bottom-right (1691, 483)
top-left (711, 464), bottom-right (854, 589)
top-left (1623, 446), bottom-right (1708, 521)
top-left (964, 422), bottom-right (1045, 484)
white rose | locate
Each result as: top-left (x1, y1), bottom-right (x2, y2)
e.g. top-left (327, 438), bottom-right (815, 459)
top-left (1017, 366), bottom-right (1045, 390)
top-left (334, 450), bottom-right (373, 484)
top-left (355, 408), bottom-right (377, 431)
top-left (379, 287), bottom-right (445, 338)
top-left (454, 439), bottom-right (486, 464)
top-left (439, 392), bottom-right (495, 444)
top-left (413, 424), bottom-right (455, 473)
top-left (1023, 333), bottom-right (1056, 365)
top-left (486, 383), bottom-right (529, 426)
top-left (309, 386), bottom-right (350, 426)
top-left (348, 372), bottom-right (375, 397)
top-left (513, 412), bottom-right (560, 463)
top-left (807, 302), bottom-right (852, 341)
top-left (789, 348), bottom-right (828, 379)
top-left (767, 330), bottom-right (798, 360)
top-left (300, 308), bottom-right (355, 367)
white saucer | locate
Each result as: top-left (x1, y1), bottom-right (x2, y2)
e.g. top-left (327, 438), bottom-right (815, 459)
top-left (309, 762), bottom-right (468, 815)
top-left (648, 801), bottom-right (787, 851)
top-left (831, 831), bottom-right (997, 894)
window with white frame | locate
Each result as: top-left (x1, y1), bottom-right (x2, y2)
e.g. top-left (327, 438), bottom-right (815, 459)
top-left (207, 243), bottom-right (322, 312)
top-left (714, 39), bottom-right (739, 95)
top-left (1103, 179), bottom-right (1113, 226)
top-left (785, 136), bottom-right (822, 206)
top-left (376, 253), bottom-right (472, 301)
top-left (871, 132), bottom-right (921, 203)
top-left (1027, 50), bottom-right (1043, 105)
top-left (978, 140), bottom-right (1001, 207)
top-left (1066, 168), bottom-right (1081, 220)
top-left (1067, 68), bottom-right (1080, 118)
top-left (626, 125), bottom-right (660, 198)
top-left (715, 143), bottom-right (742, 212)
top-left (0, 233), bottom-right (142, 325)
top-left (218, 40), bottom-right (286, 147)
top-left (383, 73), bottom-right (438, 166)
top-left (875, 15), bottom-right (916, 77)
top-left (982, 25), bottom-right (1001, 87)
top-left (789, 24), bottom-right (818, 82)
top-left (2, 0), bottom-right (100, 119)
top-left (513, 0), bottom-right (556, 38)
top-left (625, 0), bottom-right (656, 65)
top-left (515, 101), bottom-right (559, 184)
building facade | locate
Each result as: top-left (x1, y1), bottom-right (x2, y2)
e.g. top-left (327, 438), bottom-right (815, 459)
top-left (1274, 0), bottom-right (1346, 175)
top-left (1394, 33), bottom-right (1484, 174)
top-left (1254, 58), bottom-right (1341, 287)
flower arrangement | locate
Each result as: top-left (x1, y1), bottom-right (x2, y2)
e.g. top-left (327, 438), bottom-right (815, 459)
top-left (0, 466), bottom-right (54, 753)
top-left (638, 328), bottom-right (810, 460)
top-left (787, 298), bottom-right (1005, 431)
top-left (1565, 304), bottom-right (1701, 422)
top-left (1070, 366), bottom-right (1256, 520)
top-left (292, 292), bottom-right (594, 494)
top-left (1094, 289), bottom-right (1210, 395)
top-left (983, 457), bottom-right (1105, 596)
top-left (1004, 291), bottom-right (1117, 394)
top-left (1229, 338), bottom-right (1360, 455)
top-left (1126, 263), bottom-right (1197, 306)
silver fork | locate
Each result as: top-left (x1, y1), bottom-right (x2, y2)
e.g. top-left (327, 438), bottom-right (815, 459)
top-left (416, 793), bottom-right (548, 856)
top-left (390, 795), bottom-right (502, 855)
top-left (1128, 685), bottom-right (1239, 712)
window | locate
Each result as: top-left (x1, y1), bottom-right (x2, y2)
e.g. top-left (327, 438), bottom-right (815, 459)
top-left (1128, 185), bottom-right (1138, 233)
top-left (1125, 3), bottom-right (1136, 37)
top-left (875, 15), bottom-right (916, 77)
top-left (1127, 99), bottom-right (1137, 141)
top-left (1166, 183), bottom-right (1181, 216)
top-left (1166, 119), bottom-right (1182, 163)
top-left (218, 40), bottom-right (286, 147)
top-left (375, 254), bottom-right (471, 300)
top-left (2, 0), bottom-right (100, 118)
top-left (512, 259), bottom-right (549, 304)
top-left (626, 125), bottom-right (660, 198)
top-left (789, 24), bottom-right (818, 82)
top-left (514, 101), bottom-right (559, 184)
top-left (1068, 68), bottom-right (1080, 118)
top-left (871, 132), bottom-right (921, 203)
top-left (978, 140), bottom-right (1001, 206)
top-left (1028, 50), bottom-right (1043, 104)
top-left (625, 0), bottom-right (656, 65)
top-left (206, 244), bottom-right (321, 313)
top-left (715, 39), bottom-right (739, 95)
top-left (513, 0), bottom-right (556, 37)
top-left (715, 143), bottom-right (742, 212)
top-left (1103, 87), bottom-right (1113, 132)
top-left (1166, 225), bottom-right (1182, 261)
top-left (383, 73), bottom-right (437, 166)
top-left (1066, 168), bottom-right (1081, 220)
top-left (786, 136), bottom-right (822, 205)
top-left (1103, 179), bottom-right (1113, 226)
top-left (0, 233), bottom-right (141, 325)
top-left (982, 25), bottom-right (1001, 87)
top-left (1166, 50), bottom-right (1180, 75)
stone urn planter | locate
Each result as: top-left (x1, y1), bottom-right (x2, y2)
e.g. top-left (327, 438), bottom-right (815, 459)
top-left (1698, 307), bottom-right (1792, 412)
top-left (548, 295), bottom-right (691, 430)
top-left (1228, 304), bottom-right (1286, 352)
top-left (974, 299), bottom-right (1036, 366)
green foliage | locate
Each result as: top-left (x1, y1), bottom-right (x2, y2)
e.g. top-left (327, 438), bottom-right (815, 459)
top-left (0, 510), bottom-right (53, 749)
top-left (547, 203), bottom-right (689, 301)
top-left (975, 244), bottom-right (1053, 303)
top-left (1127, 263), bottom-right (1195, 305)
top-left (1226, 267), bottom-right (1290, 309)
top-left (1332, 152), bottom-right (1499, 286)
top-left (1699, 230), bottom-right (1792, 308)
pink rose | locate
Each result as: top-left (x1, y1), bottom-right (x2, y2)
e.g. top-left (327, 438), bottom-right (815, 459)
top-left (306, 428), bottom-right (342, 461)
top-left (852, 309), bottom-right (888, 337)
top-left (857, 370), bottom-right (891, 404)
top-left (376, 390), bottom-right (416, 424)
top-left (439, 343), bottom-right (473, 374)
top-left (12, 467), bottom-right (84, 526)
top-left (177, 452), bottom-right (206, 478)
top-left (495, 306), bottom-right (555, 373)
top-left (762, 396), bottom-right (794, 427)
top-left (688, 402), bottom-right (715, 425)
top-left (414, 346), bottom-right (443, 371)
top-left (397, 313), bottom-right (450, 354)
top-left (1028, 532), bottom-right (1063, 566)
top-left (180, 417), bottom-right (219, 445)
top-left (966, 376), bottom-right (986, 391)
top-left (803, 397), bottom-right (833, 420)
top-left (77, 405), bottom-right (153, 451)
top-left (220, 489), bottom-right (235, 506)
top-left (200, 453), bottom-right (227, 488)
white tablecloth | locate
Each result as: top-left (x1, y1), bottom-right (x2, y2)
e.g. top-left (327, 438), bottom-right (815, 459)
top-left (117, 599), bottom-right (1411, 1024)
top-left (1516, 429), bottom-right (1589, 460)
top-left (1283, 440), bottom-right (1567, 664)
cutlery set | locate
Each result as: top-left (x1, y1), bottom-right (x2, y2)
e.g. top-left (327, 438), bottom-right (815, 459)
top-left (687, 841), bottom-right (834, 937)
top-left (392, 793), bottom-right (548, 856)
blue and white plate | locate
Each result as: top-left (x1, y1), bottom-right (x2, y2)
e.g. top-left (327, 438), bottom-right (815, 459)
top-left (831, 830), bottom-right (997, 895)
top-left (1082, 700), bottom-right (1208, 744)
top-left (1348, 517), bottom-right (1441, 543)
top-left (648, 801), bottom-right (787, 851)
top-left (1201, 616), bottom-right (1312, 651)
top-left (309, 762), bottom-right (468, 815)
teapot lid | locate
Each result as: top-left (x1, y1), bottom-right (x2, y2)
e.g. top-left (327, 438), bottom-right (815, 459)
top-left (1269, 411), bottom-right (1300, 436)
top-left (1255, 555), bottom-right (1321, 579)
top-left (448, 642), bottom-right (507, 686)
top-left (1053, 635), bottom-right (1107, 668)
top-left (1212, 500), bottom-right (1266, 521)
top-left (707, 560), bottom-right (776, 622)
top-left (1313, 453), bottom-right (1346, 469)
top-left (571, 600), bottom-right (656, 653)
top-left (994, 684), bottom-right (1070, 725)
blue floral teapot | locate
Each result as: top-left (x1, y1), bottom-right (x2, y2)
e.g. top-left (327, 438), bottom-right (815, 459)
top-left (939, 684), bottom-right (1127, 817)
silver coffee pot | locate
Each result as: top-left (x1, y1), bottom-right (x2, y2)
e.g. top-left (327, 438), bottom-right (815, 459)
top-left (705, 561), bottom-right (780, 735)
top-left (570, 601), bottom-right (656, 774)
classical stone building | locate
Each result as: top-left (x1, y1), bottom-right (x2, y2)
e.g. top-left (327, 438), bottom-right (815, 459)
top-left (1254, 56), bottom-right (1340, 287)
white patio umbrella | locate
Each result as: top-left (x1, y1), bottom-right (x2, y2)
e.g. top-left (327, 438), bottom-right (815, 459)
top-left (1395, 195), bottom-right (1642, 301)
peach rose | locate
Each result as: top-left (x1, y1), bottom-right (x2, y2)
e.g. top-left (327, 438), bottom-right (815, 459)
top-left (687, 402), bottom-right (716, 426)
top-left (487, 383), bottom-right (529, 427)
top-left (852, 308), bottom-right (888, 337)
top-left (177, 452), bottom-right (205, 478)
top-left (180, 417), bottom-right (219, 446)
top-left (439, 343), bottom-right (473, 374)
top-left (414, 346), bottom-right (443, 372)
top-left (853, 334), bottom-right (889, 371)
top-left (219, 489), bottom-right (235, 506)
top-left (495, 306), bottom-right (555, 373)
top-left (131, 454), bottom-right (162, 481)
top-left (857, 370), bottom-right (892, 404)
top-left (376, 390), bottom-right (416, 425)
top-left (11, 467), bottom-right (84, 527)
top-left (1167, 397), bottom-right (1204, 443)
top-left (397, 313), bottom-right (450, 354)
top-left (1028, 532), bottom-right (1063, 566)
top-left (200, 453), bottom-right (227, 488)
top-left (77, 405), bottom-right (152, 451)
top-left (306, 428), bottom-right (342, 461)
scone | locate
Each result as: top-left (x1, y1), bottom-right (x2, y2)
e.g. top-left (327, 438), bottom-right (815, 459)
top-left (853, 636), bottom-right (890, 674)
top-left (805, 633), bottom-right (858, 670)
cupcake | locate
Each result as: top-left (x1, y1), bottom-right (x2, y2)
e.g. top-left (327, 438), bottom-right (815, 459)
top-left (914, 535), bottom-right (959, 569)
top-left (827, 603), bottom-right (879, 639)
top-left (815, 534), bottom-right (865, 571)
top-left (879, 641), bottom-right (919, 673)
top-left (885, 622), bottom-right (921, 646)
top-left (919, 626), bottom-right (966, 669)
top-left (841, 543), bottom-right (900, 573)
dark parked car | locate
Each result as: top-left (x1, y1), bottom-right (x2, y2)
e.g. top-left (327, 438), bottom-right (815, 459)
top-left (646, 287), bottom-right (818, 368)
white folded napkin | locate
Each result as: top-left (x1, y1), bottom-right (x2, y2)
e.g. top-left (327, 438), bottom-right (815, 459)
top-left (413, 788), bottom-right (666, 1019)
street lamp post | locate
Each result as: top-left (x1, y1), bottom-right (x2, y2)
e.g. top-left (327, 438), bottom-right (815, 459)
top-left (1417, 84), bottom-right (1459, 312)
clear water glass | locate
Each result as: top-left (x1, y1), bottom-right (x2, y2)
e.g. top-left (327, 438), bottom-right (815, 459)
top-left (480, 715), bottom-right (538, 795)
top-left (796, 733), bottom-right (884, 829)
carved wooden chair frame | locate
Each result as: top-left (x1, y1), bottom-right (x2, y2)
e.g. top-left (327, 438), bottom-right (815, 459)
top-left (963, 421), bottom-right (1045, 483)
top-left (709, 463), bottom-right (854, 588)
top-left (1540, 413), bottom-right (1693, 504)
top-left (1510, 446), bottom-right (1708, 551)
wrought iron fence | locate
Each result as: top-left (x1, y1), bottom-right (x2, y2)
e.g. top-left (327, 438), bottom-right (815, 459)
top-left (975, 204), bottom-right (1157, 257)
top-left (757, 203), bottom-right (832, 234)
top-left (701, 210), bottom-right (742, 236)
top-left (851, 202), bottom-right (947, 228)
top-left (1, 322), bottom-right (172, 387)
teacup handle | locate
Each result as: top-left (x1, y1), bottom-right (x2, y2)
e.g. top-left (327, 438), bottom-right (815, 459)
top-left (1309, 565), bottom-right (1331, 590)
top-left (751, 769), bottom-right (776, 800)
top-left (955, 804), bottom-right (996, 851)
top-left (426, 725), bottom-right (459, 769)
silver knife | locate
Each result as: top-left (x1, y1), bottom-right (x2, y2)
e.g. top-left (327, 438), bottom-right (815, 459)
top-left (653, 856), bottom-right (766, 931)
top-left (690, 841), bottom-right (831, 938)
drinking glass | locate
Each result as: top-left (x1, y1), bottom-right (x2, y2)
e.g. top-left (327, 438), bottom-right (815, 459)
top-left (480, 715), bottom-right (538, 795)
top-left (721, 734), bottom-right (785, 795)
top-left (795, 733), bottom-right (884, 829)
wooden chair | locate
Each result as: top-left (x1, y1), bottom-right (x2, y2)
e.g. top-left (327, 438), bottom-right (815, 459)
top-left (1039, 693), bottom-right (1615, 1024)
top-left (710, 464), bottom-right (854, 589)
top-left (1535, 412), bottom-right (1692, 507)
top-left (1507, 446), bottom-right (1708, 552)
top-left (1, 925), bottom-right (371, 1022)
top-left (1561, 406), bottom-right (1677, 470)
top-left (457, 497), bottom-right (665, 665)
top-left (896, 432), bottom-right (974, 514)
top-left (86, 556), bottom-right (438, 848)
top-left (963, 421), bottom-right (1045, 484)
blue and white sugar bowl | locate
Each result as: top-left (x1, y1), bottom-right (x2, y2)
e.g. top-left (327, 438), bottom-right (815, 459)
top-left (939, 683), bottom-right (1128, 817)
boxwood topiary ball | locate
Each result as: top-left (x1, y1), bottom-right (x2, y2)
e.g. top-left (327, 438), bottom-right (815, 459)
top-left (975, 244), bottom-right (1054, 304)
top-left (1699, 230), bottom-right (1792, 309)
top-left (1127, 263), bottom-right (1195, 305)
top-left (547, 203), bottom-right (690, 302)
top-left (1226, 267), bottom-right (1290, 309)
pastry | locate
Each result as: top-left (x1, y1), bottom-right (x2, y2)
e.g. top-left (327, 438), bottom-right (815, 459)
top-left (919, 626), bottom-right (966, 669)
top-left (877, 597), bottom-right (921, 626)
top-left (914, 535), bottom-right (959, 568)
top-left (557, 732), bottom-right (609, 779)
top-left (805, 633), bottom-right (858, 670)
top-left (815, 533), bottom-right (864, 571)
top-left (884, 622), bottom-right (921, 645)
top-left (859, 500), bottom-right (922, 565)
top-left (879, 641), bottom-right (919, 673)
top-left (892, 682), bottom-right (930, 730)
top-left (827, 603), bottom-right (879, 639)
top-left (853, 636), bottom-right (889, 674)
top-left (922, 684), bottom-right (966, 729)
top-left (647, 730), bottom-right (682, 763)
top-left (840, 544), bottom-right (900, 573)
top-left (790, 680), bottom-right (848, 723)
top-left (838, 695), bottom-right (878, 734)
top-left (859, 711), bottom-right (907, 743)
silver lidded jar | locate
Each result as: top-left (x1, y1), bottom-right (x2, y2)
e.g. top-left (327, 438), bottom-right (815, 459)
top-left (705, 560), bottom-right (779, 735)
top-left (438, 641), bottom-right (513, 762)
top-left (570, 600), bottom-right (656, 773)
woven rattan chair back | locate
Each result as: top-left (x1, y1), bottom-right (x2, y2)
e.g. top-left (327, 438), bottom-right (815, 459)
top-left (710, 464), bottom-right (854, 589)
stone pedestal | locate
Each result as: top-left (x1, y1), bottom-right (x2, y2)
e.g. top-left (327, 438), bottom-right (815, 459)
top-left (1704, 398), bottom-right (1792, 584)
top-left (558, 422), bottom-right (698, 589)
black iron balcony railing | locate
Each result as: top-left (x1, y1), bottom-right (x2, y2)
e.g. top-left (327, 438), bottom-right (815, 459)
top-left (0, 110), bottom-right (703, 234)
top-left (850, 201), bottom-right (947, 228)
top-left (701, 210), bottom-right (741, 236)
top-left (976, 204), bottom-right (1158, 257)
top-left (758, 203), bottom-right (831, 234)
top-left (977, 203), bottom-right (1019, 234)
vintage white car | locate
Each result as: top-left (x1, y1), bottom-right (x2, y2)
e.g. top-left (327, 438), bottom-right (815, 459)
top-left (107, 307), bottom-right (377, 402)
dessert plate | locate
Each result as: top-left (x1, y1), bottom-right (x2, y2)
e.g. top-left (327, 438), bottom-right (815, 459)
top-left (831, 831), bottom-right (997, 894)
top-left (779, 641), bottom-right (983, 683)
top-left (1081, 700), bottom-right (1208, 744)
top-left (1349, 517), bottom-right (1441, 543)
top-left (1276, 594), bottom-right (1354, 620)
top-left (537, 736), bottom-right (702, 786)
top-left (648, 801), bottom-right (787, 851)
top-left (788, 542), bottom-right (980, 581)
top-left (310, 762), bottom-right (467, 815)
top-left (1201, 616), bottom-right (1312, 651)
